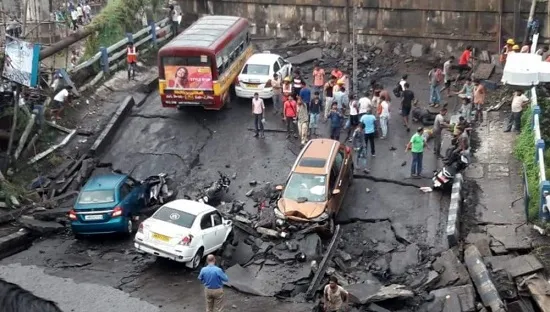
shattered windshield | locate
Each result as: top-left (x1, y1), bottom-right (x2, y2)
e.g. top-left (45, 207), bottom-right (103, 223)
top-left (78, 190), bottom-right (115, 204)
top-left (283, 173), bottom-right (327, 202)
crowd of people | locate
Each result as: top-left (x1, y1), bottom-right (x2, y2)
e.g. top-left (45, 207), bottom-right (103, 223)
top-left (53, 1), bottom-right (93, 32)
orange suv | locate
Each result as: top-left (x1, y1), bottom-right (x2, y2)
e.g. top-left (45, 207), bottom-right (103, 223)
top-left (275, 139), bottom-right (354, 232)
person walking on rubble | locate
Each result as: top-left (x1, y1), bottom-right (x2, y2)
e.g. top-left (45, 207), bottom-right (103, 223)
top-left (199, 254), bottom-right (228, 312)
top-left (323, 276), bottom-right (349, 312)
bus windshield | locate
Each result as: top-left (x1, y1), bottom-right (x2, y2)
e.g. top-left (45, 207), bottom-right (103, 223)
top-left (162, 56), bottom-right (213, 90)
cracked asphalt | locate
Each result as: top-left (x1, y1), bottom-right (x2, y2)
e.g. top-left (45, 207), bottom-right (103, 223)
top-left (0, 69), bottom-right (450, 311)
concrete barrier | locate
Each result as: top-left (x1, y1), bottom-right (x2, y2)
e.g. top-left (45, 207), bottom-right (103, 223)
top-left (446, 173), bottom-right (463, 247)
top-left (89, 96), bottom-right (135, 156)
top-left (0, 229), bottom-right (32, 260)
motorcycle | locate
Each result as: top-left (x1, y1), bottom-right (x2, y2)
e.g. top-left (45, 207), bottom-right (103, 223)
top-left (432, 152), bottom-right (470, 190)
top-left (186, 171), bottom-right (231, 205)
top-left (142, 173), bottom-right (175, 206)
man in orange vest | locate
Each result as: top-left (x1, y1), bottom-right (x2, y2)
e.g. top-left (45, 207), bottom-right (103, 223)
top-left (127, 42), bottom-right (138, 80)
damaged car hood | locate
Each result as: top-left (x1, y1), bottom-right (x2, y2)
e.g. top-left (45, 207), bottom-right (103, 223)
top-left (277, 198), bottom-right (326, 220)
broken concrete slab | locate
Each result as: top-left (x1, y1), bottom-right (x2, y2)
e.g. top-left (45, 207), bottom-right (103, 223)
top-left (33, 207), bottom-right (72, 222)
top-left (524, 273), bottom-right (550, 312)
top-left (432, 250), bottom-right (470, 288)
top-left (226, 263), bottom-right (311, 297)
top-left (442, 292), bottom-right (462, 312)
top-left (473, 63), bottom-right (495, 80)
top-left (0, 229), bottom-right (32, 260)
top-left (465, 233), bottom-right (491, 245)
top-left (391, 222), bottom-right (412, 244)
top-left (430, 285), bottom-right (476, 312)
top-left (346, 279), bottom-right (383, 305)
top-left (364, 221), bottom-right (398, 246)
top-left (18, 217), bottom-right (65, 235)
top-left (299, 234), bottom-right (322, 261)
top-left (272, 245), bottom-right (298, 262)
top-left (486, 224), bottom-right (532, 251)
top-left (503, 255), bottom-right (543, 278)
top-left (464, 245), bottom-right (505, 312)
top-left (390, 243), bottom-right (419, 275)
top-left (366, 303), bottom-right (391, 312)
top-left (348, 284), bottom-right (413, 305)
top-left (233, 242), bottom-right (255, 266)
top-left (411, 270), bottom-right (440, 290)
top-left (285, 48), bottom-right (323, 65)
top-left (483, 255), bottom-right (513, 273)
top-left (472, 239), bottom-right (492, 257)
top-left (410, 44), bottom-right (424, 58)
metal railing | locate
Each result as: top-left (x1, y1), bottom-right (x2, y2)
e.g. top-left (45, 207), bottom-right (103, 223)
top-left (69, 17), bottom-right (172, 89)
top-left (527, 33), bottom-right (550, 222)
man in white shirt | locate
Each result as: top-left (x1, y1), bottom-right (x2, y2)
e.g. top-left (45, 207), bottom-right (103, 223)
top-left (70, 9), bottom-right (79, 30)
top-left (504, 90), bottom-right (529, 133)
top-left (441, 56), bottom-right (455, 97)
top-left (399, 75), bottom-right (408, 91)
top-left (379, 94), bottom-right (390, 139)
top-left (51, 86), bottom-right (73, 120)
top-left (347, 94), bottom-right (359, 141)
top-left (252, 92), bottom-right (265, 138)
top-left (358, 92), bottom-right (371, 119)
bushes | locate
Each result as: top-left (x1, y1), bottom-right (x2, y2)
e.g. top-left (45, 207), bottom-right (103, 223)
top-left (82, 0), bottom-right (161, 60)
top-left (514, 107), bottom-right (540, 220)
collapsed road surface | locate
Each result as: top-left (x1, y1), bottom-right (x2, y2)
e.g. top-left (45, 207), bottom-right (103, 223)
top-left (0, 65), bottom-right (452, 311)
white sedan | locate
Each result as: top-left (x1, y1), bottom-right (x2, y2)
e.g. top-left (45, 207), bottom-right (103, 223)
top-left (235, 52), bottom-right (292, 99)
top-left (134, 199), bottom-right (233, 269)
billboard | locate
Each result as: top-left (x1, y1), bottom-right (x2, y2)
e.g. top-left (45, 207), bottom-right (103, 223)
top-left (2, 37), bottom-right (40, 88)
top-left (164, 65), bottom-right (213, 90)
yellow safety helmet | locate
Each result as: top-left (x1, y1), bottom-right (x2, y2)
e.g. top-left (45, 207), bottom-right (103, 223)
top-left (337, 79), bottom-right (345, 85)
top-left (512, 45), bottom-right (520, 50)
top-left (283, 77), bottom-right (291, 82)
top-left (507, 39), bottom-right (515, 45)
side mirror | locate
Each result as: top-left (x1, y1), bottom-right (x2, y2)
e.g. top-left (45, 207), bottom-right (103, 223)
top-left (223, 219), bottom-right (232, 226)
top-left (275, 185), bottom-right (284, 191)
top-left (332, 189), bottom-right (341, 195)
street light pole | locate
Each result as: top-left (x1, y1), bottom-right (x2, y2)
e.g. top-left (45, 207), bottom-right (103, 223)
top-left (352, 0), bottom-right (358, 94)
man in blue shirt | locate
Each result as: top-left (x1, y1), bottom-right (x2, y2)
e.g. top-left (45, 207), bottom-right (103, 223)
top-left (299, 81), bottom-right (311, 104)
top-left (328, 102), bottom-right (344, 140)
top-left (198, 254), bottom-right (228, 312)
top-left (359, 109), bottom-right (377, 156)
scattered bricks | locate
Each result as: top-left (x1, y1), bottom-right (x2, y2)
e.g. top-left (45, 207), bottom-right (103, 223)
top-left (446, 174), bottom-right (463, 247)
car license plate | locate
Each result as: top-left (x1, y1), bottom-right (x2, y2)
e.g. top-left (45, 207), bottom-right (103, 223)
top-left (245, 83), bottom-right (259, 89)
top-left (152, 233), bottom-right (170, 242)
top-left (84, 215), bottom-right (103, 220)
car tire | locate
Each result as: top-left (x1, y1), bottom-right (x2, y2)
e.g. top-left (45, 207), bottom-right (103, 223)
top-left (190, 248), bottom-right (204, 269)
top-left (126, 218), bottom-right (134, 235)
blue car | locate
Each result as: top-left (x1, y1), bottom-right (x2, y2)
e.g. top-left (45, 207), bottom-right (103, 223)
top-left (69, 174), bottom-right (148, 238)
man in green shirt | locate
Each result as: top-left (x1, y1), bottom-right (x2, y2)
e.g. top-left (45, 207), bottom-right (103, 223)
top-left (406, 127), bottom-right (430, 177)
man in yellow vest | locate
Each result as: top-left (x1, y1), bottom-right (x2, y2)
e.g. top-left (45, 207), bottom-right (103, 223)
top-left (127, 42), bottom-right (138, 80)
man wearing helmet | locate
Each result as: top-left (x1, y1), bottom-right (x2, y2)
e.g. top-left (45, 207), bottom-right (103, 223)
top-left (500, 38), bottom-right (515, 64)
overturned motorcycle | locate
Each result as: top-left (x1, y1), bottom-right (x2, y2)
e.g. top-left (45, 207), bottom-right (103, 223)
top-left (432, 152), bottom-right (470, 190)
top-left (142, 173), bottom-right (177, 206)
top-left (184, 171), bottom-right (231, 205)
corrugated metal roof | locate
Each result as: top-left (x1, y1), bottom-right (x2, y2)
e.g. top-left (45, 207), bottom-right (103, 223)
top-left (164, 15), bottom-right (241, 49)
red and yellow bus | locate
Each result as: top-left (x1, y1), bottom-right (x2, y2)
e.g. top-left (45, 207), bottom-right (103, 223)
top-left (158, 15), bottom-right (254, 110)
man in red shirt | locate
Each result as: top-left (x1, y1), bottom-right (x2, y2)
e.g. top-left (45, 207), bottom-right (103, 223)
top-left (331, 66), bottom-right (343, 80)
top-left (284, 94), bottom-right (298, 138)
top-left (458, 46), bottom-right (474, 79)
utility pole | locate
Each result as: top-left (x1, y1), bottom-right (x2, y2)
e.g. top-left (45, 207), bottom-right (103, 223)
top-left (352, 0), bottom-right (358, 94)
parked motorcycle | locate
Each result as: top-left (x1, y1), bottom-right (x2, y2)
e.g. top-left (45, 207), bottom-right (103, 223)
top-left (432, 152), bottom-right (470, 190)
top-left (195, 172), bottom-right (231, 205)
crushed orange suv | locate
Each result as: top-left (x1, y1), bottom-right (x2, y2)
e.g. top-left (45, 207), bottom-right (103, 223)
top-left (274, 139), bottom-right (354, 232)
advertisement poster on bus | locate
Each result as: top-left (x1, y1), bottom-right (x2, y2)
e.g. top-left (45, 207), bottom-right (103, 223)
top-left (2, 37), bottom-right (40, 88)
top-left (164, 66), bottom-right (213, 90)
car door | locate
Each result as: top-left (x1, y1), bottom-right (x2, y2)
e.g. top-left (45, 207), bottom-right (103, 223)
top-left (273, 60), bottom-right (282, 79)
top-left (210, 211), bottom-right (226, 248)
top-left (278, 57), bottom-right (290, 77)
top-left (327, 163), bottom-right (340, 215)
top-left (124, 178), bottom-right (142, 214)
top-left (337, 146), bottom-right (352, 196)
top-left (332, 151), bottom-right (347, 214)
top-left (200, 212), bottom-right (217, 253)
